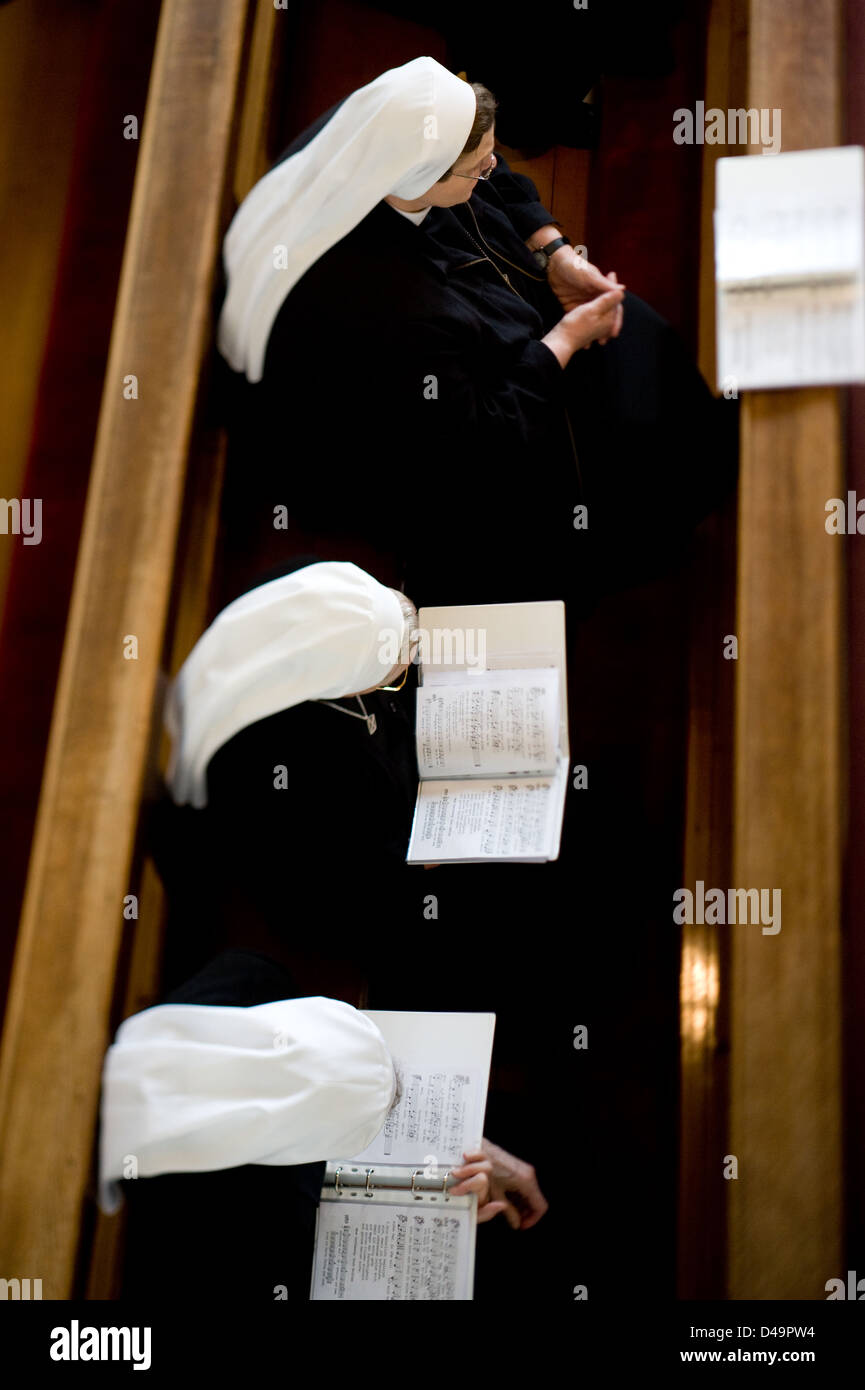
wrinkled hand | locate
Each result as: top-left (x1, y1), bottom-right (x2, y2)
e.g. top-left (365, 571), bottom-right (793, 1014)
top-left (548, 249), bottom-right (625, 345)
top-left (556, 281), bottom-right (625, 354)
top-left (448, 1137), bottom-right (549, 1229)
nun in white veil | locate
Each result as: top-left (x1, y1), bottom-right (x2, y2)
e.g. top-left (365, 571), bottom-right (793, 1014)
top-left (99, 946), bottom-right (397, 1300)
top-left (214, 53), bottom-right (734, 614)
top-left (101, 945), bottom-right (548, 1301)
top-left (212, 55), bottom-right (681, 614)
top-left (218, 55), bottom-right (482, 385)
top-left (150, 556), bottom-right (421, 989)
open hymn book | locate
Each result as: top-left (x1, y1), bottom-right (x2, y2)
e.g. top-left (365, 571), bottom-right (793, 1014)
top-left (406, 600), bottom-right (569, 863)
top-left (310, 1010), bottom-right (495, 1301)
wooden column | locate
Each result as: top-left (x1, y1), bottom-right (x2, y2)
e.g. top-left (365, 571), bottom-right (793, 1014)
top-left (728, 0), bottom-right (843, 1298)
top-left (0, 0), bottom-right (253, 1297)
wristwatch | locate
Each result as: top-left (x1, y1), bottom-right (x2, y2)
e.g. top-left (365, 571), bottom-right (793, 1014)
top-left (531, 234), bottom-right (570, 271)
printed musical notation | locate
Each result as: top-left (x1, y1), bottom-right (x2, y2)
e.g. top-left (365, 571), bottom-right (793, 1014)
top-left (367, 1063), bottom-right (476, 1165)
top-left (313, 1205), bottom-right (470, 1301)
top-left (416, 669), bottom-right (559, 779)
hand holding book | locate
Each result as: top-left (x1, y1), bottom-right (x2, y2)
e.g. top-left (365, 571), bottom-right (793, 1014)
top-left (450, 1138), bottom-right (549, 1230)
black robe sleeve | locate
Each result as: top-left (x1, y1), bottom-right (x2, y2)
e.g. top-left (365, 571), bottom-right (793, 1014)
top-left (485, 150), bottom-right (564, 243)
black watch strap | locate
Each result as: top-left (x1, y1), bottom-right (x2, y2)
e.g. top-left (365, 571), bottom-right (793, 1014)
top-left (532, 234), bottom-right (570, 270)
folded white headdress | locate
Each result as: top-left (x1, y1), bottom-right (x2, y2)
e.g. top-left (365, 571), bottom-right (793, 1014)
top-left (217, 54), bottom-right (476, 382)
top-left (165, 558), bottom-right (406, 811)
top-left (98, 995), bottom-right (396, 1214)
top-left (165, 560), bottom-right (406, 808)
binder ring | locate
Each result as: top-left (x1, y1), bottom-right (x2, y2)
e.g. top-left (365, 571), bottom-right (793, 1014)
top-left (441, 1170), bottom-right (451, 1199)
top-left (411, 1169), bottom-right (423, 1198)
top-left (334, 1166), bottom-right (343, 1197)
top-left (364, 1168), bottom-right (375, 1198)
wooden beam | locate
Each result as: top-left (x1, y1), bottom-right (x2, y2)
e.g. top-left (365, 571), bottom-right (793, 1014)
top-left (233, 0), bottom-right (280, 202)
top-left (85, 0), bottom-right (281, 1296)
top-left (0, 0), bottom-right (253, 1297)
top-left (728, 0), bottom-right (843, 1298)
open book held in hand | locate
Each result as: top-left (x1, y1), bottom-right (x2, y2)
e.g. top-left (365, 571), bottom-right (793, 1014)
top-left (309, 1010), bottom-right (495, 1301)
top-left (406, 600), bottom-right (569, 863)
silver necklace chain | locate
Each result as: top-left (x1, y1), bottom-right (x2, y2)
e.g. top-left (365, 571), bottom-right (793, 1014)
top-left (315, 694), bottom-right (377, 735)
top-left (456, 203), bottom-right (526, 300)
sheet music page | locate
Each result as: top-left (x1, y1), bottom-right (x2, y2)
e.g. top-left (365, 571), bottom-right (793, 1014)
top-left (416, 669), bottom-right (560, 778)
top-left (407, 760), bottom-right (568, 863)
top-left (310, 1202), bottom-right (474, 1300)
top-left (347, 1011), bottom-right (495, 1168)
top-left (417, 600), bottom-right (569, 761)
top-left (714, 145), bottom-right (865, 389)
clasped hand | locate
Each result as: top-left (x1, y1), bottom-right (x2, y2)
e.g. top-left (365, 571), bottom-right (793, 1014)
top-left (548, 247), bottom-right (625, 346)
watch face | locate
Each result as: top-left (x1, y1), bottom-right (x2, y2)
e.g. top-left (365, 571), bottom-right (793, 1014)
top-left (533, 250), bottom-right (548, 268)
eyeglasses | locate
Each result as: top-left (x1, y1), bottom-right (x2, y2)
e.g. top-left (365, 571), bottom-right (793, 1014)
top-left (380, 634), bottom-right (420, 692)
top-left (380, 664), bottom-right (410, 692)
top-left (451, 151), bottom-right (497, 182)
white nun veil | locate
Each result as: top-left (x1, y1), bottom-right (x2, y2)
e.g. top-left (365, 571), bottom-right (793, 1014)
top-left (98, 995), bottom-right (396, 1214)
top-left (165, 560), bottom-right (407, 809)
top-left (217, 55), bottom-right (476, 382)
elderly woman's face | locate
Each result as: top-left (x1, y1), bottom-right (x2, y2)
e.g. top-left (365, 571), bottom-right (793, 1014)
top-left (385, 126), bottom-right (497, 214)
top-left (428, 126), bottom-right (497, 207)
